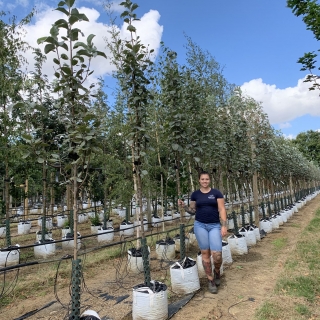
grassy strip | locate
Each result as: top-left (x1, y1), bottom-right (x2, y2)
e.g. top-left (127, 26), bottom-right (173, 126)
top-left (255, 208), bottom-right (320, 320)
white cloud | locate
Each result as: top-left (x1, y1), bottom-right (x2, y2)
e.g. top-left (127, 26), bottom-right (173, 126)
top-left (241, 78), bottom-right (320, 124)
top-left (22, 6), bottom-right (163, 82)
top-left (283, 134), bottom-right (296, 140)
top-left (278, 122), bottom-right (291, 129)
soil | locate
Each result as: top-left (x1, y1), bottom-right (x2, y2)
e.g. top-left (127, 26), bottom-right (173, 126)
top-left (1, 196), bottom-right (319, 320)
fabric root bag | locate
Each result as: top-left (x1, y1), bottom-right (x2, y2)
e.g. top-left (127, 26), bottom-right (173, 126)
top-left (170, 256), bottom-right (200, 294)
top-left (132, 281), bottom-right (168, 320)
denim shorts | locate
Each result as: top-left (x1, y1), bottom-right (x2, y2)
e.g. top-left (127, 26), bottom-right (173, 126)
top-left (194, 220), bottom-right (222, 251)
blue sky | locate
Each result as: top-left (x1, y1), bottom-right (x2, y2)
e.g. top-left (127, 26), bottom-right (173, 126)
top-left (2, 0), bottom-right (320, 138)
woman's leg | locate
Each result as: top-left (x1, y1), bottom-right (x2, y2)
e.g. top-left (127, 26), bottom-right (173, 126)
top-left (208, 223), bottom-right (223, 285)
top-left (201, 249), bottom-right (213, 280)
top-left (194, 221), bottom-right (217, 293)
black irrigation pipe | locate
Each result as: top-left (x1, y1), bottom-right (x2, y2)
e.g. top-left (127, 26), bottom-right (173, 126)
top-left (1, 215), bottom-right (194, 251)
top-left (0, 221), bottom-right (195, 272)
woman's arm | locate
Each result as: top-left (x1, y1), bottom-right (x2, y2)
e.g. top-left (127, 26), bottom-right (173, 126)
top-left (217, 198), bottom-right (228, 236)
top-left (178, 200), bottom-right (196, 215)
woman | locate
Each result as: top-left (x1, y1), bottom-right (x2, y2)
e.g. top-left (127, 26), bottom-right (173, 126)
top-left (178, 171), bottom-right (227, 294)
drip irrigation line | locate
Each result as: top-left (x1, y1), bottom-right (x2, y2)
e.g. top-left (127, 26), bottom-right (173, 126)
top-left (53, 259), bottom-right (70, 309)
top-left (12, 301), bottom-right (56, 320)
top-left (0, 222), bottom-right (186, 272)
top-left (0, 265), bottom-right (20, 301)
top-left (227, 297), bottom-right (255, 319)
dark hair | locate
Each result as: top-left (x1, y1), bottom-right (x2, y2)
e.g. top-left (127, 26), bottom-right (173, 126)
top-left (198, 171), bottom-right (210, 179)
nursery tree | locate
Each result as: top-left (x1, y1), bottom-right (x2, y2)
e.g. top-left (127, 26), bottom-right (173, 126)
top-left (0, 12), bottom-right (33, 245)
top-left (293, 130), bottom-right (320, 165)
top-left (37, 1), bottom-right (106, 318)
top-left (287, 0), bottom-right (320, 90)
top-left (107, 0), bottom-right (155, 237)
top-left (38, 0), bottom-right (106, 256)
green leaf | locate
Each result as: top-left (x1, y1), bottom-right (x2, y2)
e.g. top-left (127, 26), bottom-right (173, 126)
top-left (53, 58), bottom-right (60, 64)
top-left (131, 3), bottom-right (139, 11)
top-left (61, 66), bottom-right (72, 75)
top-left (87, 34), bottom-right (95, 44)
top-left (172, 143), bottom-right (180, 151)
top-left (44, 43), bottom-right (55, 54)
top-left (54, 19), bottom-right (68, 29)
top-left (22, 152), bottom-right (30, 159)
top-left (127, 24), bottom-right (136, 32)
top-left (37, 158), bottom-right (45, 164)
top-left (22, 133), bottom-right (32, 140)
top-left (96, 51), bottom-right (107, 59)
top-left (61, 53), bottom-right (68, 60)
top-left (73, 41), bottom-right (87, 49)
top-left (34, 105), bottom-right (47, 112)
top-left (55, 7), bottom-right (69, 15)
top-left (65, 0), bottom-right (75, 8)
top-left (37, 36), bottom-right (48, 44)
top-left (69, 14), bottom-right (80, 25)
top-left (76, 49), bottom-right (92, 57)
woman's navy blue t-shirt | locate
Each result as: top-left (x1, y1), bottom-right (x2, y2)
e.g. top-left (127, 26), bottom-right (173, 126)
top-left (190, 188), bottom-right (224, 223)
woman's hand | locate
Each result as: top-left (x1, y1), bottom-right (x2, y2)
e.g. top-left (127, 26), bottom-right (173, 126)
top-left (221, 226), bottom-right (227, 237)
top-left (178, 199), bottom-right (185, 207)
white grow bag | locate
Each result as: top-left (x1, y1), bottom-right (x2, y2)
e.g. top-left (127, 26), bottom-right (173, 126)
top-left (163, 213), bottom-right (173, 224)
top-left (248, 225), bottom-right (261, 241)
top-left (119, 221), bottom-right (134, 237)
top-left (0, 226), bottom-right (5, 238)
top-left (132, 281), bottom-right (168, 320)
top-left (227, 234), bottom-right (248, 255)
top-left (173, 235), bottom-right (189, 253)
top-left (170, 257), bottom-right (200, 294)
top-left (286, 209), bottom-right (293, 218)
top-left (152, 216), bottom-right (162, 227)
top-left (17, 221), bottom-right (32, 235)
top-left (57, 215), bottom-right (68, 228)
top-left (80, 310), bottom-right (101, 320)
top-left (276, 213), bottom-right (284, 226)
top-left (222, 240), bottom-right (233, 265)
top-left (62, 232), bottom-right (81, 250)
top-left (97, 227), bottom-right (114, 243)
top-left (38, 217), bottom-right (52, 229)
top-left (128, 247), bottom-right (150, 274)
top-left (271, 216), bottom-right (280, 230)
top-left (280, 210), bottom-right (288, 223)
top-left (155, 239), bottom-right (175, 260)
top-left (196, 253), bottom-right (224, 278)
top-left (34, 239), bottom-right (56, 258)
top-left (239, 227), bottom-right (256, 246)
top-left (0, 245), bottom-right (20, 267)
top-left (36, 230), bottom-right (52, 241)
top-left (61, 227), bottom-right (71, 237)
top-left (227, 218), bottom-right (234, 230)
top-left (134, 219), bottom-right (148, 232)
top-left (260, 219), bottom-right (272, 233)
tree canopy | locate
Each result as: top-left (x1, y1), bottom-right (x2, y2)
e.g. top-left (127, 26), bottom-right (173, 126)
top-left (287, 0), bottom-right (320, 90)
